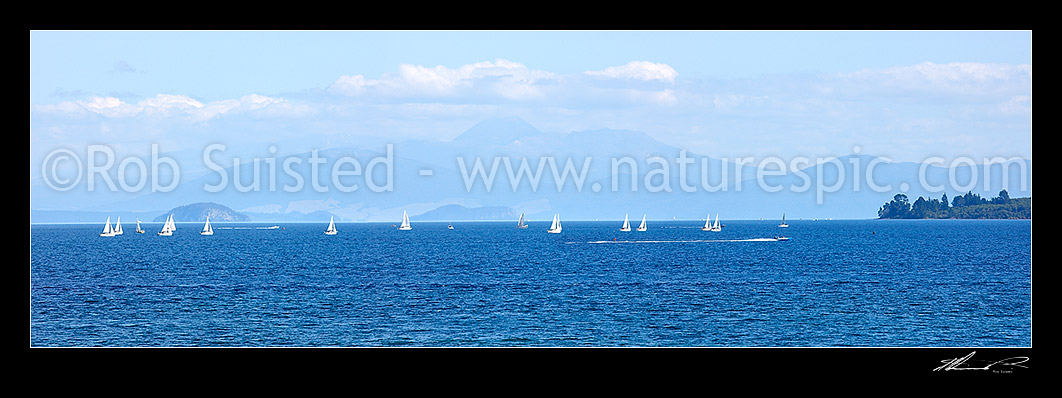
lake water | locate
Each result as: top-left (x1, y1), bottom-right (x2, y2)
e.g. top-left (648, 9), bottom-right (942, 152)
top-left (29, 219), bottom-right (1032, 347)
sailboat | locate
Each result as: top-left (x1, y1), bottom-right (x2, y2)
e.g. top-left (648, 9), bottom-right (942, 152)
top-left (135, 218), bottom-right (145, 234)
top-left (516, 213), bottom-right (528, 229)
top-left (620, 214), bottom-right (631, 231)
top-left (158, 214), bottom-right (175, 236)
top-left (113, 217), bottom-right (123, 235)
top-left (200, 216), bottom-right (214, 235)
top-left (779, 213), bottom-right (789, 228)
top-left (702, 213), bottom-right (722, 231)
top-left (398, 210), bottom-right (412, 230)
top-left (636, 214), bottom-right (647, 231)
top-left (547, 214), bottom-right (562, 233)
top-left (99, 217), bottom-right (115, 237)
top-left (325, 216), bottom-right (337, 235)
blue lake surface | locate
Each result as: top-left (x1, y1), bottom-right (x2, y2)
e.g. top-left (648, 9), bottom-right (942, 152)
top-left (29, 219), bottom-right (1032, 347)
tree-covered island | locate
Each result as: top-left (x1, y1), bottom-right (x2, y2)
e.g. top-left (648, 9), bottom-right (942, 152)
top-left (878, 190), bottom-right (1030, 219)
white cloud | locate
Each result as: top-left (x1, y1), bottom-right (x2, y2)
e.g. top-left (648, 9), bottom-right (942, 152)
top-left (893, 62), bottom-right (1031, 82)
top-left (331, 59), bottom-right (555, 100)
top-left (35, 93), bottom-right (297, 121)
top-left (841, 62), bottom-right (1032, 96)
top-left (584, 61), bottom-right (678, 83)
top-left (328, 74), bottom-right (370, 96)
top-left (390, 63), bottom-right (461, 94)
top-left (326, 60), bottom-right (686, 108)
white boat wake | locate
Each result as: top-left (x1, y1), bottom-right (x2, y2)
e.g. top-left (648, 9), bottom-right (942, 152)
top-left (573, 238), bottom-right (785, 244)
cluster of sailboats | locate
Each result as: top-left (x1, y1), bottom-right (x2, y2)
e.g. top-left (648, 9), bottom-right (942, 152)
top-left (100, 211), bottom-right (791, 239)
top-left (323, 212), bottom-right (716, 235)
top-left (99, 216), bottom-right (145, 236)
top-left (701, 214), bottom-right (721, 232)
top-left (99, 214), bottom-right (213, 237)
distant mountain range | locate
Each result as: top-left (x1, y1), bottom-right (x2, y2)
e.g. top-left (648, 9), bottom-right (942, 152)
top-left (29, 116), bottom-right (1033, 223)
top-left (152, 202), bottom-right (251, 222)
top-left (413, 204), bottom-right (518, 221)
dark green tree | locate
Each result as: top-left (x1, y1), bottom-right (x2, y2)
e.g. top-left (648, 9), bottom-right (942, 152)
top-left (879, 191), bottom-right (1029, 219)
top-left (952, 194), bottom-right (965, 207)
top-left (878, 193), bottom-right (911, 219)
top-left (911, 196), bottom-right (930, 218)
top-left (992, 189), bottom-right (1010, 204)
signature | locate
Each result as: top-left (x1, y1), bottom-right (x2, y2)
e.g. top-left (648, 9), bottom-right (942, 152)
top-left (934, 351), bottom-right (1029, 372)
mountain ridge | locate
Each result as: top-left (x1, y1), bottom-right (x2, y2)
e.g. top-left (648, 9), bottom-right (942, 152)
top-left (29, 116), bottom-right (1033, 223)
top-left (153, 202), bottom-right (251, 222)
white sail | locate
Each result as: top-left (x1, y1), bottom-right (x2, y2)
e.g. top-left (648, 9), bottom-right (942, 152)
top-left (547, 214), bottom-right (562, 233)
top-left (712, 214), bottom-right (721, 231)
top-left (100, 217), bottom-right (115, 236)
top-left (325, 216), bottom-right (337, 235)
top-left (637, 214), bottom-right (647, 231)
top-left (201, 216), bottom-right (213, 235)
top-left (158, 214), bottom-right (174, 236)
top-left (779, 213), bottom-right (789, 227)
top-left (114, 217), bottom-right (123, 235)
top-left (135, 218), bottom-right (145, 233)
top-left (620, 214), bottom-right (631, 231)
top-left (702, 213), bottom-right (712, 231)
top-left (399, 210), bottom-right (412, 230)
top-left (517, 213), bottom-right (527, 228)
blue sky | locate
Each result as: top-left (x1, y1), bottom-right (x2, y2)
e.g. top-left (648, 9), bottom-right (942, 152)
top-left (30, 30), bottom-right (1032, 101)
top-left (31, 30), bottom-right (1033, 163)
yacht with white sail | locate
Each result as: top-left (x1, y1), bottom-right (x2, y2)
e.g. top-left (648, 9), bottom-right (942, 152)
top-left (398, 211), bottom-right (412, 230)
top-left (158, 214), bottom-right (175, 236)
top-left (99, 217), bottom-right (116, 237)
top-left (547, 214), bottom-right (562, 233)
top-left (636, 214), bottom-right (647, 231)
top-left (620, 214), bottom-right (631, 231)
top-left (779, 213), bottom-right (789, 228)
top-left (702, 213), bottom-right (721, 231)
top-left (113, 217), bottom-right (123, 235)
top-left (516, 213), bottom-right (528, 229)
top-left (135, 218), bottom-right (145, 234)
top-left (325, 216), bottom-right (337, 235)
top-left (200, 216), bottom-right (213, 235)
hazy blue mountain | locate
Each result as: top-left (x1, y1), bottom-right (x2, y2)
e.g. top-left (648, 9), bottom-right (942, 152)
top-left (451, 116), bottom-right (544, 147)
top-left (240, 210), bottom-right (335, 223)
top-left (413, 204), bottom-right (518, 221)
top-left (153, 202), bottom-right (251, 222)
top-left (30, 116), bottom-right (1033, 223)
